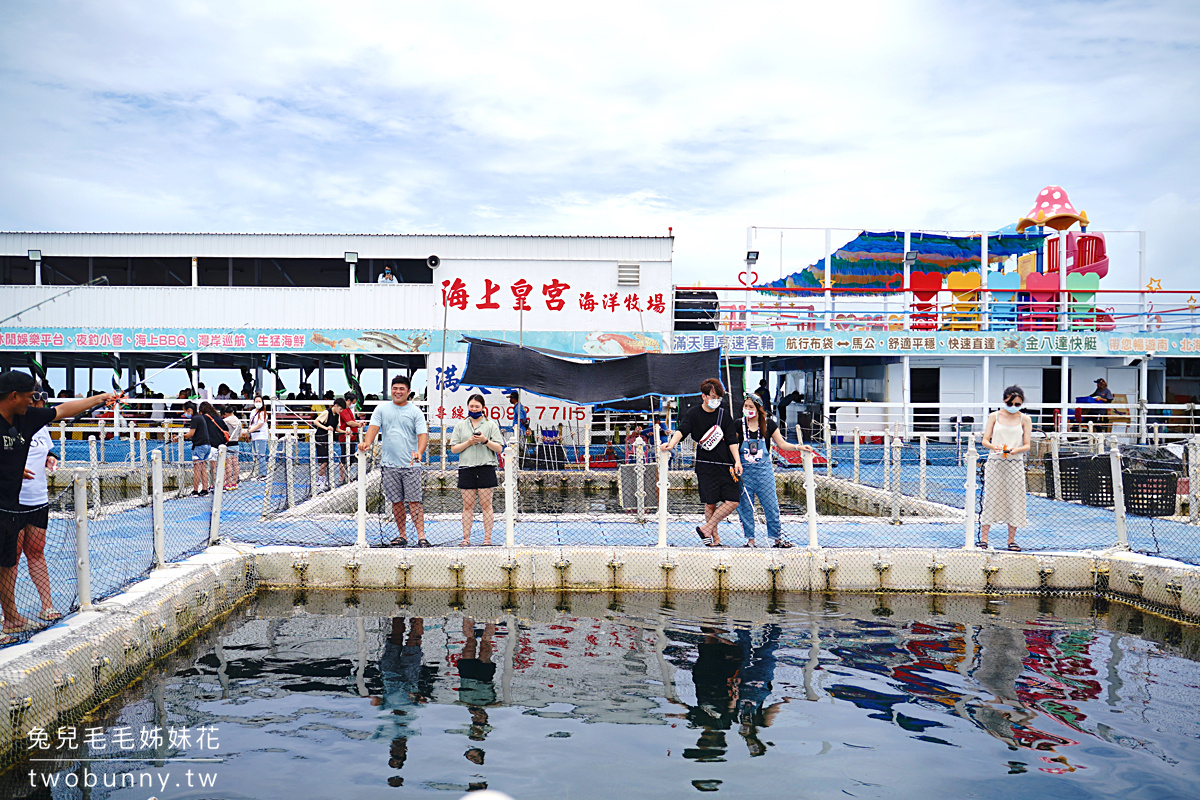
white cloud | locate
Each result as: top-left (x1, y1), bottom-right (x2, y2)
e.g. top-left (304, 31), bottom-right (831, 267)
top-left (0, 0), bottom-right (1198, 289)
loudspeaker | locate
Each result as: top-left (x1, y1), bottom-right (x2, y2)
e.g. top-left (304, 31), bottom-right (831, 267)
top-left (427, 255), bottom-right (441, 269)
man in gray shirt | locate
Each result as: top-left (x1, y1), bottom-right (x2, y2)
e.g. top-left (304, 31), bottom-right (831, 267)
top-left (361, 376), bottom-right (429, 547)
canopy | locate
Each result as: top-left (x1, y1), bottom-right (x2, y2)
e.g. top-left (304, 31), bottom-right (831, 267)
top-left (459, 338), bottom-right (719, 405)
top-left (754, 230), bottom-right (1047, 296)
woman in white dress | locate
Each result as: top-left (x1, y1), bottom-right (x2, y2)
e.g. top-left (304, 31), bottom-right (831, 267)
top-left (979, 385), bottom-right (1032, 551)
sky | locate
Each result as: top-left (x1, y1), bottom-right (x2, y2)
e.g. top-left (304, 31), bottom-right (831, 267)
top-left (2, 0), bottom-right (1199, 294)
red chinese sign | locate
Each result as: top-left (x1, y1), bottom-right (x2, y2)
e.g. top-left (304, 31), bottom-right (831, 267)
top-left (442, 279), bottom-right (665, 313)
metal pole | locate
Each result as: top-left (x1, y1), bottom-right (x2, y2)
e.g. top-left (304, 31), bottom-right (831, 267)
top-left (656, 425), bottom-right (668, 548)
top-left (883, 429), bottom-right (891, 491)
top-left (802, 449), bottom-right (818, 549)
top-left (964, 434), bottom-right (978, 549)
top-left (634, 439), bottom-right (646, 524)
top-left (58, 420), bottom-right (67, 463)
top-left (209, 445), bottom-right (227, 545)
top-left (1110, 445), bottom-right (1129, 550)
top-left (852, 427), bottom-right (860, 484)
top-left (357, 449), bottom-right (367, 547)
top-left (308, 429), bottom-right (318, 493)
top-left (152, 450), bottom-right (165, 568)
top-left (284, 434), bottom-right (296, 509)
top-left (919, 434), bottom-right (927, 500)
top-left (177, 430), bottom-right (184, 463)
top-left (891, 431), bottom-right (902, 524)
top-left (822, 354), bottom-right (831, 476)
top-left (98, 419), bottom-right (105, 461)
top-left (1153, 422), bottom-right (1160, 449)
top-left (504, 441), bottom-right (516, 548)
top-left (1140, 359), bottom-right (1149, 444)
top-left (1060, 355), bottom-right (1070, 435)
top-left (88, 435), bottom-right (100, 519)
top-left (1051, 433), bottom-right (1063, 501)
top-left (902, 355), bottom-right (911, 433)
top-left (328, 428), bottom-right (338, 489)
top-left (1190, 437), bottom-right (1199, 525)
top-left (139, 433), bottom-right (148, 507)
top-left (73, 471), bottom-right (91, 612)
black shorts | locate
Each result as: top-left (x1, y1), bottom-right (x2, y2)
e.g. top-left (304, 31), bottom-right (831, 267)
top-left (696, 462), bottom-right (741, 505)
top-left (0, 510), bottom-right (31, 569)
top-left (18, 503), bottom-right (49, 530)
top-left (458, 465), bottom-right (498, 490)
top-left (315, 436), bottom-right (337, 460)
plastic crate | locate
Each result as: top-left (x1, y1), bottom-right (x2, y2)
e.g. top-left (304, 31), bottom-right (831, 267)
top-left (1043, 453), bottom-right (1087, 501)
top-left (1123, 470), bottom-right (1178, 517)
top-left (1079, 456), bottom-right (1113, 508)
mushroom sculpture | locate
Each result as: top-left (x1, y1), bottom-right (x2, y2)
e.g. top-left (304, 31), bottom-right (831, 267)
top-left (1016, 185), bottom-right (1088, 233)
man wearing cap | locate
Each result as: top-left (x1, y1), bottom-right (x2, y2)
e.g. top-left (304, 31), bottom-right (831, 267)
top-left (0, 371), bottom-right (121, 640)
top-left (1089, 378), bottom-right (1114, 433)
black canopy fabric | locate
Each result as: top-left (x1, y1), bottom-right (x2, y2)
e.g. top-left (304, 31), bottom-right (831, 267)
top-left (459, 338), bottom-right (720, 405)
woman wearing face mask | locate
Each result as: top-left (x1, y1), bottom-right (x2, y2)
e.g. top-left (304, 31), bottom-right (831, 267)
top-left (660, 378), bottom-right (743, 546)
top-left (248, 395), bottom-right (270, 480)
top-left (979, 385), bottom-right (1032, 551)
top-left (450, 395), bottom-right (504, 546)
top-left (738, 395), bottom-right (813, 548)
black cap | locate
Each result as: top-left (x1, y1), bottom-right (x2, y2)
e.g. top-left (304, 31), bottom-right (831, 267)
top-left (1094, 378), bottom-right (1105, 383)
top-left (0, 371), bottom-right (37, 395)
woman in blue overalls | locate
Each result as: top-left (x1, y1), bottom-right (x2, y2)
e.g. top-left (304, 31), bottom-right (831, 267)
top-left (738, 395), bottom-right (813, 548)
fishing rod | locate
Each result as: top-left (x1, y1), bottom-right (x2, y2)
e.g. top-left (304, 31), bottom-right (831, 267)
top-left (0, 276), bottom-right (110, 326)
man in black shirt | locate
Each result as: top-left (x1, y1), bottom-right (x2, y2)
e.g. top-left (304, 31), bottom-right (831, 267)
top-left (0, 371), bottom-right (120, 639)
top-left (660, 378), bottom-right (742, 546)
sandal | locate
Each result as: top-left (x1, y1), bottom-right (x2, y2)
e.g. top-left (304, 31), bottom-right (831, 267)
top-left (696, 526), bottom-right (713, 546)
top-left (0, 632), bottom-right (16, 646)
top-left (38, 610), bottom-right (62, 622)
top-left (742, 541), bottom-right (756, 548)
top-left (975, 539), bottom-right (989, 549)
top-left (385, 537), bottom-right (408, 548)
top-left (1007, 543), bottom-right (1022, 552)
top-left (416, 539), bottom-right (432, 548)
top-left (458, 540), bottom-right (471, 548)
top-left (773, 540), bottom-right (794, 549)
top-left (705, 541), bottom-right (723, 547)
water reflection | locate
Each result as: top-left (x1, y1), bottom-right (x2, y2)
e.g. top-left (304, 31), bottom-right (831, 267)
top-left (7, 592), bottom-right (1200, 799)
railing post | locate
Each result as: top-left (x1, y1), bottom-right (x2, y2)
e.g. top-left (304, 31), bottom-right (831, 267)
top-left (309, 430), bottom-right (318, 493)
top-left (852, 427), bottom-right (860, 484)
top-left (177, 430), bottom-right (184, 463)
top-left (151, 450), bottom-right (165, 568)
top-left (261, 431), bottom-right (278, 519)
top-left (1051, 433), bottom-right (1063, 501)
top-left (209, 445), bottom-right (227, 545)
top-left (504, 440), bottom-right (516, 548)
top-left (1153, 423), bottom-right (1161, 449)
top-left (88, 435), bottom-right (100, 519)
top-left (98, 419), bottom-right (105, 461)
top-left (964, 434), bottom-right (979, 549)
top-left (656, 429), bottom-right (669, 548)
top-left (73, 471), bottom-right (92, 612)
top-left (140, 431), bottom-right (147, 465)
top-left (284, 434), bottom-right (296, 509)
top-left (823, 427), bottom-right (832, 477)
top-left (58, 421), bottom-right (66, 463)
top-left (883, 430), bottom-right (891, 491)
top-left (802, 449), bottom-right (818, 549)
top-left (891, 431), bottom-right (902, 524)
top-left (1110, 445), bottom-right (1129, 550)
top-left (1190, 437), bottom-right (1199, 525)
top-left (356, 448), bottom-right (367, 547)
top-left (634, 439), bottom-right (646, 524)
top-left (919, 434), bottom-right (927, 500)
top-left (328, 429), bottom-right (338, 489)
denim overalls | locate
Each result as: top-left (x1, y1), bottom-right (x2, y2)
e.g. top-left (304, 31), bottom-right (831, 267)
top-left (737, 419), bottom-right (781, 541)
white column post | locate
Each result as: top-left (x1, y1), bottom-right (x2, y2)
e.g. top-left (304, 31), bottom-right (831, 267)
top-left (177, 430), bottom-right (185, 463)
top-left (982, 355), bottom-right (990, 433)
top-left (634, 439), bottom-right (646, 524)
top-left (919, 434), bottom-right (927, 500)
top-left (656, 427), bottom-right (669, 548)
top-left (308, 430), bottom-right (318, 493)
top-left (1059, 231), bottom-right (1068, 329)
top-left (1140, 358), bottom-right (1150, 444)
top-left (191, 256), bottom-right (198, 287)
top-left (803, 449), bottom-right (818, 549)
top-left (903, 231), bottom-right (912, 331)
top-left (902, 355), bottom-right (911, 433)
top-left (73, 471), bottom-right (92, 612)
top-left (209, 445), bottom-right (227, 545)
top-left (504, 441), bottom-right (516, 548)
top-left (852, 428), bottom-right (860, 484)
top-left (329, 428), bottom-right (338, 489)
top-left (891, 430), bottom-right (902, 524)
top-left (1110, 445), bottom-right (1129, 550)
top-left (98, 419), bottom-right (105, 461)
top-left (823, 425), bottom-right (832, 478)
top-left (284, 435), bottom-right (296, 509)
top-left (151, 450), bottom-right (165, 568)
top-left (883, 429), bottom-right (891, 491)
top-left (1052, 433), bottom-right (1063, 501)
top-left (88, 435), bottom-right (100, 519)
top-left (822, 355), bottom-right (831, 473)
top-left (58, 421), bottom-right (67, 463)
top-left (964, 434), bottom-right (979, 549)
top-left (356, 449), bottom-right (367, 547)
top-left (1190, 437), bottom-right (1199, 525)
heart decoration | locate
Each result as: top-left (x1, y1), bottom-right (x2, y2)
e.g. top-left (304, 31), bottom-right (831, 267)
top-left (738, 269), bottom-right (759, 287)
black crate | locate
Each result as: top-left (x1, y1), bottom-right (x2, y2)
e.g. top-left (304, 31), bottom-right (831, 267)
top-left (1123, 470), bottom-right (1177, 517)
top-left (1043, 453), bottom-right (1087, 501)
top-left (1079, 456), bottom-right (1114, 508)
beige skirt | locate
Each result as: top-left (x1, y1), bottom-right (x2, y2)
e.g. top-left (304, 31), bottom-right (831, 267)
top-left (981, 456), bottom-right (1027, 527)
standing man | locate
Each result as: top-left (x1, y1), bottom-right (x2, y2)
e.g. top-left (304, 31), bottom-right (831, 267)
top-left (660, 378), bottom-right (743, 546)
top-left (508, 391), bottom-right (528, 459)
top-left (0, 372), bottom-right (121, 641)
top-left (1090, 377), bottom-right (1114, 432)
top-left (755, 379), bottom-right (772, 415)
top-left (360, 376), bottom-right (429, 547)
top-left (1091, 378), bottom-right (1113, 403)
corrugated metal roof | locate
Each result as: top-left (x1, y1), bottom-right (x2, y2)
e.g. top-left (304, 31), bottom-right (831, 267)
top-left (0, 232), bottom-right (674, 261)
